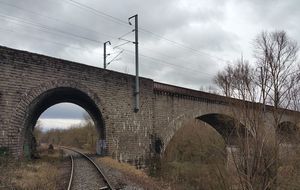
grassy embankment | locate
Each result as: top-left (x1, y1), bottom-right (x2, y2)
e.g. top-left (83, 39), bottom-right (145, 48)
top-left (158, 120), bottom-right (229, 190)
top-left (0, 147), bottom-right (68, 190)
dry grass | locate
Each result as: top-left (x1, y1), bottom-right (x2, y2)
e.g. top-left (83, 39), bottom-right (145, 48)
top-left (159, 120), bottom-right (228, 190)
top-left (0, 148), bottom-right (68, 190)
top-left (99, 157), bottom-right (146, 176)
top-left (11, 162), bottom-right (61, 190)
top-left (97, 157), bottom-right (167, 189)
top-left (277, 145), bottom-right (300, 190)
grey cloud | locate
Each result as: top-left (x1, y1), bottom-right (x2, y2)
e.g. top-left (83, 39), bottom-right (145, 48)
top-left (177, 24), bottom-right (240, 53)
top-left (238, 0), bottom-right (300, 29)
top-left (0, 0), bottom-right (299, 120)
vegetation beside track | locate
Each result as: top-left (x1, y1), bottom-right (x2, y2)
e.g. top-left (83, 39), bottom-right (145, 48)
top-left (0, 147), bottom-right (69, 190)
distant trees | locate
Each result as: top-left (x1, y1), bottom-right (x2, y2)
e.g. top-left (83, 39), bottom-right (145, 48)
top-left (214, 64), bottom-right (234, 97)
top-left (37, 114), bottom-right (98, 151)
top-left (214, 57), bottom-right (255, 100)
top-left (33, 121), bottom-right (43, 145)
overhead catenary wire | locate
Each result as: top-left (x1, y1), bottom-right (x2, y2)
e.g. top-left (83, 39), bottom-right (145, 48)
top-left (0, 2), bottom-right (137, 61)
top-left (62, 0), bottom-right (232, 64)
top-left (0, 0), bottom-right (117, 40)
top-left (113, 41), bottom-right (132, 49)
top-left (119, 47), bottom-right (216, 77)
top-left (0, 9), bottom-right (127, 68)
top-left (0, 0), bottom-right (137, 47)
top-left (0, 23), bottom-right (216, 79)
top-left (64, 0), bottom-right (131, 27)
top-left (0, 14), bottom-right (217, 78)
top-left (0, 27), bottom-right (98, 65)
top-left (117, 50), bottom-right (217, 81)
top-left (117, 29), bottom-right (135, 39)
top-left (107, 50), bottom-right (124, 66)
top-left (0, 0), bottom-right (233, 64)
top-left (0, 0), bottom-right (222, 78)
top-left (0, 26), bottom-right (88, 51)
top-left (0, 13), bottom-right (102, 44)
top-left (139, 28), bottom-right (231, 63)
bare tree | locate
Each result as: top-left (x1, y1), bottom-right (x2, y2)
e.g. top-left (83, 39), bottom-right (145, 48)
top-left (214, 56), bottom-right (255, 101)
top-left (213, 30), bottom-right (299, 190)
top-left (254, 31), bottom-right (299, 111)
top-left (214, 64), bottom-right (235, 97)
top-left (232, 57), bottom-right (255, 101)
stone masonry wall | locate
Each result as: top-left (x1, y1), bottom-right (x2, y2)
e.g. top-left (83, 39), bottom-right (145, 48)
top-left (153, 89), bottom-right (232, 153)
top-left (0, 46), bottom-right (153, 164)
top-left (1, 46), bottom-right (299, 166)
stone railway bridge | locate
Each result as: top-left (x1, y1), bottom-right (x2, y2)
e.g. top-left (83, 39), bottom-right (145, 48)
top-left (0, 46), bottom-right (299, 165)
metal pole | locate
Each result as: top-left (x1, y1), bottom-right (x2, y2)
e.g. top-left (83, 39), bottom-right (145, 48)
top-left (129, 14), bottom-right (139, 112)
top-left (103, 41), bottom-right (110, 69)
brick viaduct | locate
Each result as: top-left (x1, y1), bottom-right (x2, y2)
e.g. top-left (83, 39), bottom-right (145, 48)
top-left (1, 46), bottom-right (299, 165)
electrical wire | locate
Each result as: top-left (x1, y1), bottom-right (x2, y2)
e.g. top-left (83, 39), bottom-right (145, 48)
top-left (0, 26), bottom-right (88, 51)
top-left (117, 29), bottom-right (134, 39)
top-left (0, 0), bottom-right (232, 64)
top-left (113, 41), bottom-right (132, 49)
top-left (107, 50), bottom-right (124, 66)
top-left (0, 13), bottom-right (102, 43)
top-left (0, 24), bottom-right (216, 79)
top-left (0, 0), bottom-right (117, 40)
top-left (62, 0), bottom-right (232, 63)
top-left (119, 48), bottom-right (215, 76)
top-left (0, 1), bottom-right (220, 77)
top-left (139, 28), bottom-right (231, 63)
top-left (65, 0), bottom-right (131, 27)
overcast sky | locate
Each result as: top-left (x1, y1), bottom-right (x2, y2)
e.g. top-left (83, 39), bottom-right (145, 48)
top-left (1, 0), bottom-right (299, 130)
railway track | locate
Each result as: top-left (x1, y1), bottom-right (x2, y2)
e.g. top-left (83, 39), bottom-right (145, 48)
top-left (61, 147), bottom-right (114, 190)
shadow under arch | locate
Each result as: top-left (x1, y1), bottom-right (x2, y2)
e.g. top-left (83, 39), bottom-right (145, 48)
top-left (23, 87), bottom-right (105, 158)
top-left (197, 113), bottom-right (248, 146)
top-left (277, 121), bottom-right (298, 144)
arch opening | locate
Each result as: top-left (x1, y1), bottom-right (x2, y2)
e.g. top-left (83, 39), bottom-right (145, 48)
top-left (197, 113), bottom-right (247, 146)
top-left (277, 121), bottom-right (298, 144)
top-left (160, 120), bottom-right (227, 189)
top-left (23, 87), bottom-right (105, 158)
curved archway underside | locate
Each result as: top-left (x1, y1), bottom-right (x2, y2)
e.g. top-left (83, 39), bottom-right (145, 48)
top-left (197, 114), bottom-right (247, 145)
top-left (23, 87), bottom-right (105, 157)
top-left (277, 121), bottom-right (298, 143)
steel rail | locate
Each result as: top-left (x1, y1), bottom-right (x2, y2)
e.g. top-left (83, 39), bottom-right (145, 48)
top-left (61, 146), bottom-right (114, 190)
top-left (67, 154), bottom-right (74, 190)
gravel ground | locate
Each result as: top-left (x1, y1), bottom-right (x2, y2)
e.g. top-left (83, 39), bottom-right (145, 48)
top-left (62, 148), bottom-right (165, 190)
top-left (93, 159), bottom-right (130, 189)
top-left (58, 157), bottom-right (72, 190)
top-left (93, 156), bottom-right (164, 190)
top-left (64, 150), bottom-right (109, 190)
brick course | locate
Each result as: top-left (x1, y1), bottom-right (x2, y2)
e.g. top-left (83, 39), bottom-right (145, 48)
top-left (0, 46), bottom-right (153, 164)
top-left (0, 46), bottom-right (299, 165)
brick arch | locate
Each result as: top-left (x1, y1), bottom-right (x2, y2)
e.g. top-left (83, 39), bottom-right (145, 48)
top-left (160, 108), bottom-right (246, 154)
top-left (8, 79), bottom-right (106, 158)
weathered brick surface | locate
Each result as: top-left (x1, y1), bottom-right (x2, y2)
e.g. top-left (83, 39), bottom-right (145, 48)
top-left (153, 88), bottom-right (233, 152)
top-left (0, 46), bottom-right (153, 164)
top-left (152, 83), bottom-right (300, 152)
top-left (0, 46), bottom-right (299, 165)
